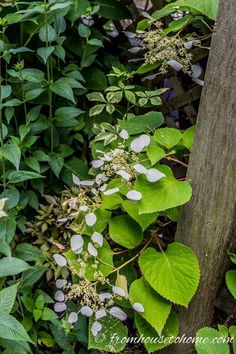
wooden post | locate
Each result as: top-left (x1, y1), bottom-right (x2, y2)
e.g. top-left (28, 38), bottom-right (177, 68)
top-left (163, 0), bottom-right (236, 352)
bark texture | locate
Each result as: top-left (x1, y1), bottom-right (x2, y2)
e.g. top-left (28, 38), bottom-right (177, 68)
top-left (163, 0), bottom-right (236, 352)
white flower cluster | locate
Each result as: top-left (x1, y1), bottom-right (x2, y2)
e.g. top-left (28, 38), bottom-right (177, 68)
top-left (51, 127), bottom-right (167, 337)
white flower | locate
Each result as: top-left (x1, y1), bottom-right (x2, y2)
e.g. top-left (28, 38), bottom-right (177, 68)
top-left (91, 160), bottom-right (104, 168)
top-left (79, 205), bottom-right (88, 212)
top-left (54, 302), bottom-right (67, 312)
top-left (85, 212), bottom-right (97, 226)
top-left (126, 190), bottom-right (142, 201)
top-left (134, 164), bottom-right (147, 174)
top-left (81, 306), bottom-right (93, 317)
top-left (116, 170), bottom-right (132, 181)
top-left (74, 246), bottom-right (83, 255)
top-left (193, 77), bottom-right (204, 86)
top-left (54, 290), bottom-right (65, 302)
top-left (132, 303), bottom-right (145, 313)
top-left (56, 279), bottom-right (67, 289)
top-left (119, 129), bottom-right (129, 140)
top-left (99, 292), bottom-right (113, 301)
top-left (53, 254), bottom-right (67, 267)
top-left (103, 153), bottom-right (113, 162)
top-left (70, 234), bottom-right (84, 252)
top-left (191, 64), bottom-right (202, 79)
top-left (88, 242), bottom-right (98, 257)
top-left (72, 174), bottom-right (81, 186)
top-left (139, 134), bottom-right (150, 147)
top-left (68, 312), bottom-right (78, 324)
top-left (112, 286), bottom-right (126, 297)
top-left (91, 321), bottom-right (102, 336)
top-left (91, 232), bottom-right (103, 247)
top-left (57, 218), bottom-right (68, 223)
top-left (79, 180), bottom-right (94, 187)
top-left (167, 60), bottom-right (183, 71)
top-left (103, 187), bottom-right (119, 195)
top-left (109, 307), bottom-right (127, 321)
top-left (96, 309), bottom-right (107, 320)
top-left (130, 137), bottom-right (145, 153)
top-left (146, 169), bottom-right (165, 183)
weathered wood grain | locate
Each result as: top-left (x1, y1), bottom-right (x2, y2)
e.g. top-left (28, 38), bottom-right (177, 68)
top-left (163, 0), bottom-right (236, 352)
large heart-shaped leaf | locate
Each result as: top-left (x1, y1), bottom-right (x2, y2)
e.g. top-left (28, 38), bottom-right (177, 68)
top-left (129, 277), bottom-right (171, 335)
top-left (109, 215), bottom-right (143, 249)
top-left (135, 175), bottom-right (192, 214)
top-left (139, 243), bottom-right (200, 307)
top-left (195, 328), bottom-right (229, 354)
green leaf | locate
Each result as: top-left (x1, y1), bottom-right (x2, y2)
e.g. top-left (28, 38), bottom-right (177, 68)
top-left (109, 215), bottom-right (143, 249)
top-left (25, 88), bottom-right (45, 101)
top-left (118, 112), bottom-right (164, 135)
top-left (50, 79), bottom-right (76, 103)
top-left (122, 200), bottom-right (157, 231)
top-left (135, 311), bottom-right (179, 353)
top-left (0, 217), bottom-right (16, 243)
top-left (21, 69), bottom-right (45, 83)
top-left (154, 128), bottom-right (182, 149)
top-left (84, 68), bottom-right (107, 91)
top-left (139, 243), bottom-right (200, 307)
top-left (163, 15), bottom-right (193, 35)
top-left (0, 284), bottom-right (18, 314)
top-left (89, 104), bottom-right (106, 116)
top-left (147, 145), bottom-right (167, 165)
top-left (195, 328), bottom-right (229, 354)
top-left (19, 124), bottom-right (30, 141)
top-left (88, 314), bottom-right (128, 352)
top-left (226, 270), bottom-right (236, 299)
top-left (0, 314), bottom-right (33, 343)
top-left (15, 243), bottom-right (47, 262)
top-left (25, 157), bottom-right (40, 173)
top-left (78, 23), bottom-right (91, 38)
top-left (8, 171), bottom-right (43, 184)
top-left (37, 46), bottom-right (54, 63)
top-left (39, 24), bottom-right (57, 42)
top-left (0, 257), bottom-right (31, 277)
top-left (49, 156), bottom-right (64, 178)
top-left (96, 0), bottom-right (131, 20)
top-left (170, 0), bottom-right (219, 20)
top-left (21, 266), bottom-right (47, 288)
top-left (130, 278), bottom-right (171, 335)
top-left (135, 174), bottom-right (192, 213)
top-left (0, 142), bottom-right (21, 170)
top-left (181, 125), bottom-right (196, 150)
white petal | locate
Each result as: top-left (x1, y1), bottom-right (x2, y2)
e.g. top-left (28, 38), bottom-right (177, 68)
top-left (91, 232), bottom-right (103, 247)
top-left (91, 159), bottom-right (104, 168)
top-left (130, 137), bottom-right (145, 153)
top-left (167, 60), bottom-right (183, 71)
top-left (103, 187), bottom-right (119, 195)
top-left (100, 184), bottom-right (108, 192)
top-left (54, 290), bottom-right (65, 302)
top-left (109, 307), bottom-right (127, 321)
top-left (139, 134), bottom-right (150, 147)
top-left (72, 174), bottom-right (81, 186)
top-left (99, 292), bottom-right (113, 301)
top-left (53, 254), bottom-right (67, 267)
top-left (74, 246), bottom-right (83, 255)
top-left (85, 212), bottom-right (97, 226)
top-left (79, 180), bottom-right (94, 187)
top-left (54, 302), bottom-right (66, 312)
top-left (191, 64), bottom-right (202, 79)
top-left (116, 170), bottom-right (132, 181)
top-left (68, 312), bottom-right (78, 324)
top-left (112, 286), bottom-right (126, 297)
top-left (96, 309), bottom-right (107, 320)
top-left (57, 218), bottom-right (68, 223)
top-left (133, 303), bottom-right (145, 313)
top-left (91, 188), bottom-right (98, 195)
top-left (70, 234), bottom-right (84, 252)
top-left (79, 205), bottom-right (88, 212)
top-left (81, 306), bottom-right (93, 317)
top-left (88, 242), bottom-right (98, 257)
top-left (126, 190), bottom-right (142, 201)
top-left (56, 279), bottom-right (67, 289)
top-left (134, 163), bottom-right (148, 174)
top-left (193, 77), bottom-right (204, 86)
top-left (103, 153), bottom-right (113, 162)
top-left (146, 169), bottom-right (165, 183)
top-left (184, 41), bottom-right (193, 50)
top-left (119, 129), bottom-right (129, 140)
top-left (91, 321), bottom-right (102, 336)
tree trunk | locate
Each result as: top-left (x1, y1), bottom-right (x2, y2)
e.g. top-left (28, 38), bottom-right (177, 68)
top-left (163, 0), bottom-right (236, 352)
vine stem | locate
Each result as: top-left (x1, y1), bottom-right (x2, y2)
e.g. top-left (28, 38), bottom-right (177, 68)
top-left (109, 235), bottom-right (154, 275)
top-left (165, 156), bottom-right (188, 168)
